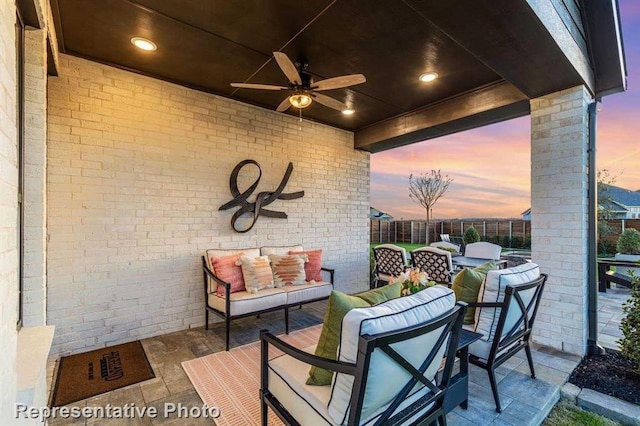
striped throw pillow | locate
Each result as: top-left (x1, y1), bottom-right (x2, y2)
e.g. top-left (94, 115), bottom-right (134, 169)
top-left (236, 255), bottom-right (274, 293)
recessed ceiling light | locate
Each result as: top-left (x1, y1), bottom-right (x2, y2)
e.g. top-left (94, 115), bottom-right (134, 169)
top-left (419, 72), bottom-right (438, 82)
top-left (342, 109), bottom-right (355, 115)
top-left (131, 37), bottom-right (157, 51)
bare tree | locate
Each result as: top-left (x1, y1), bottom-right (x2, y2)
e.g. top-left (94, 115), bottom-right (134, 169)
top-left (409, 170), bottom-right (453, 244)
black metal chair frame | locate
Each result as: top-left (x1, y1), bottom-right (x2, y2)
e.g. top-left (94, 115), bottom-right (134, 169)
top-left (597, 259), bottom-right (637, 292)
top-left (410, 248), bottom-right (453, 287)
top-left (260, 302), bottom-right (467, 426)
top-left (467, 274), bottom-right (547, 412)
top-left (372, 245), bottom-right (408, 289)
top-left (202, 256), bottom-right (335, 351)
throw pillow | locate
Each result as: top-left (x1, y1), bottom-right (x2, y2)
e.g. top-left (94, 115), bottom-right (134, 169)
top-left (355, 281), bottom-right (403, 305)
top-left (269, 254), bottom-right (308, 287)
top-left (289, 249), bottom-right (323, 281)
top-left (212, 252), bottom-right (246, 297)
top-left (451, 260), bottom-right (495, 324)
top-left (307, 291), bottom-right (370, 386)
top-left (236, 255), bottom-right (274, 294)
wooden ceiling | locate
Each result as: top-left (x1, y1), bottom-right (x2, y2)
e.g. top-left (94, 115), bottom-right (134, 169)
top-left (50, 0), bottom-right (622, 151)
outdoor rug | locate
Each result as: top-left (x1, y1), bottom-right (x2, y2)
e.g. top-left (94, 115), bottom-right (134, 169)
top-left (51, 340), bottom-right (155, 407)
top-left (182, 325), bottom-right (322, 426)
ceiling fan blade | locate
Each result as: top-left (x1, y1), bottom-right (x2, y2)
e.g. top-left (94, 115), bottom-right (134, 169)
top-left (276, 97), bottom-right (291, 112)
top-left (273, 52), bottom-right (302, 85)
top-left (313, 74), bottom-right (366, 91)
top-left (312, 93), bottom-right (349, 111)
top-left (231, 83), bottom-right (287, 90)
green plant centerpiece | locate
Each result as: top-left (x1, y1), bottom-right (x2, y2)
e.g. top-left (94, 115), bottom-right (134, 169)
top-left (619, 271), bottom-right (640, 372)
top-left (463, 226), bottom-right (480, 244)
top-left (389, 268), bottom-right (436, 296)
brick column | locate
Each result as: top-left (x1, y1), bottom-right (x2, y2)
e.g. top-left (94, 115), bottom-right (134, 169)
top-left (22, 27), bottom-right (48, 326)
top-left (530, 86), bottom-right (592, 355)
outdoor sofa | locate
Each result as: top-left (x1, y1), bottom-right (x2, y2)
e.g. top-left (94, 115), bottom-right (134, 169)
top-left (202, 244), bottom-right (334, 350)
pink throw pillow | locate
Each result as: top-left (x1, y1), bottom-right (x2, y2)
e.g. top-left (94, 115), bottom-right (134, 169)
top-left (212, 252), bottom-right (245, 297)
top-left (289, 249), bottom-right (323, 282)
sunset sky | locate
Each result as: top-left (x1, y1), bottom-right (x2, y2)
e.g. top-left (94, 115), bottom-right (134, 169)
top-left (371, 0), bottom-right (640, 220)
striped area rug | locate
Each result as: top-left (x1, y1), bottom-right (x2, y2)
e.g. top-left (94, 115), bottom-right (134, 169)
top-left (182, 325), bottom-right (323, 426)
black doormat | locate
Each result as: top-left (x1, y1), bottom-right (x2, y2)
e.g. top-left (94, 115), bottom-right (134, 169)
top-left (51, 341), bottom-right (155, 407)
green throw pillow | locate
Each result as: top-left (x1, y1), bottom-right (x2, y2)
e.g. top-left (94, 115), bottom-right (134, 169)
top-left (451, 261), bottom-right (496, 324)
top-left (307, 291), bottom-right (370, 385)
top-left (306, 283), bottom-right (403, 386)
top-left (355, 281), bottom-right (403, 305)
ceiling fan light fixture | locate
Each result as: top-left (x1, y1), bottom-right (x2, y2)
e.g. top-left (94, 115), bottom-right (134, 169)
top-left (419, 72), bottom-right (438, 82)
top-left (342, 109), bottom-right (355, 115)
top-left (289, 93), bottom-right (312, 109)
top-left (131, 37), bottom-right (157, 51)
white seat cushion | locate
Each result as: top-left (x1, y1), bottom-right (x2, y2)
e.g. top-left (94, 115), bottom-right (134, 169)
top-left (471, 263), bottom-right (540, 359)
top-left (282, 281), bottom-right (333, 305)
top-left (328, 286), bottom-right (455, 424)
top-left (208, 288), bottom-right (286, 316)
top-left (268, 345), bottom-right (336, 425)
top-left (464, 242), bottom-right (502, 260)
top-left (260, 245), bottom-right (304, 256)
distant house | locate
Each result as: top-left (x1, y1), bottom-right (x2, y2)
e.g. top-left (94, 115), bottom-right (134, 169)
top-left (522, 184), bottom-right (640, 221)
top-left (370, 207), bottom-right (394, 221)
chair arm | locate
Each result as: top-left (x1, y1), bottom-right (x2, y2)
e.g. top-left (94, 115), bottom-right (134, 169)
top-left (202, 260), bottom-right (231, 295)
top-left (321, 267), bottom-right (335, 284)
top-left (466, 301), bottom-right (504, 309)
top-left (260, 330), bottom-right (356, 375)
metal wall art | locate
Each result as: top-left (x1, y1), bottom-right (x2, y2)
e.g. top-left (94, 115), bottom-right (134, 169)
top-left (219, 160), bottom-right (304, 233)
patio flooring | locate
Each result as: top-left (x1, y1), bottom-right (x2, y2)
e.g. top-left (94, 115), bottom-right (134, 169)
top-left (597, 284), bottom-right (631, 350)
top-left (46, 293), bottom-right (633, 426)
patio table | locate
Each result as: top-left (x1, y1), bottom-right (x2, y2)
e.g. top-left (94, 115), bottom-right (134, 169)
top-left (452, 256), bottom-right (507, 270)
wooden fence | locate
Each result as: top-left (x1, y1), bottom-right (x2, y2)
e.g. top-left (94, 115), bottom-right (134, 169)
top-left (371, 218), bottom-right (640, 250)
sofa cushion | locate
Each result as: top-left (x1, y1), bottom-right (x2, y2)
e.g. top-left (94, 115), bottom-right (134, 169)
top-left (307, 291), bottom-right (370, 386)
top-left (261, 245), bottom-right (304, 256)
top-left (205, 248), bottom-right (260, 293)
top-left (269, 254), bottom-right (308, 287)
top-left (289, 249), bottom-right (323, 282)
top-left (237, 255), bottom-right (274, 293)
top-left (282, 281), bottom-right (333, 306)
top-left (474, 263), bottom-right (540, 342)
top-left (208, 288), bottom-right (286, 316)
top-left (212, 252), bottom-right (246, 297)
top-left (328, 286), bottom-right (455, 425)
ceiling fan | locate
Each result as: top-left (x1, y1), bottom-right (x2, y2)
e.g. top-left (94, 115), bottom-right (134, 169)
top-left (231, 52), bottom-right (365, 113)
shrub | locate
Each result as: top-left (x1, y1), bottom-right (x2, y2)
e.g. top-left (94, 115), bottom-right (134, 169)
top-left (617, 229), bottom-right (640, 254)
top-left (463, 226), bottom-right (480, 244)
top-left (620, 272), bottom-right (640, 372)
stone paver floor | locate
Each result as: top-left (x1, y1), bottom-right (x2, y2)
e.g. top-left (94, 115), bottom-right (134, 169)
top-left (45, 299), bottom-right (592, 425)
top-left (597, 284), bottom-right (631, 350)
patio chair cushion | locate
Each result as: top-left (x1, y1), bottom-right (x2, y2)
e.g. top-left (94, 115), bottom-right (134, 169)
top-left (205, 248), bottom-right (260, 293)
top-left (474, 262), bottom-right (540, 341)
top-left (289, 249), bottom-right (323, 281)
top-left (208, 288), bottom-right (287, 316)
top-left (261, 245), bottom-right (304, 256)
top-left (212, 252), bottom-right (246, 297)
top-left (464, 242), bottom-right (502, 260)
top-left (451, 260), bottom-right (496, 323)
top-left (328, 286), bottom-right (455, 424)
top-left (307, 291), bottom-right (371, 386)
top-left (237, 255), bottom-right (275, 293)
top-left (269, 254), bottom-right (308, 287)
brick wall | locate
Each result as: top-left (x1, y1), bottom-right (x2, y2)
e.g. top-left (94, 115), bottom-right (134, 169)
top-left (530, 86), bottom-right (591, 355)
top-left (0, 0), bottom-right (19, 419)
top-left (22, 27), bottom-right (47, 327)
top-left (47, 55), bottom-right (370, 355)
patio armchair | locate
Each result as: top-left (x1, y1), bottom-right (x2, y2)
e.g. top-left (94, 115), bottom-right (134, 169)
top-left (411, 246), bottom-right (454, 286)
top-left (465, 263), bottom-right (547, 412)
top-left (464, 241), bottom-right (502, 260)
top-left (371, 244), bottom-right (408, 288)
top-left (260, 287), bottom-right (466, 425)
